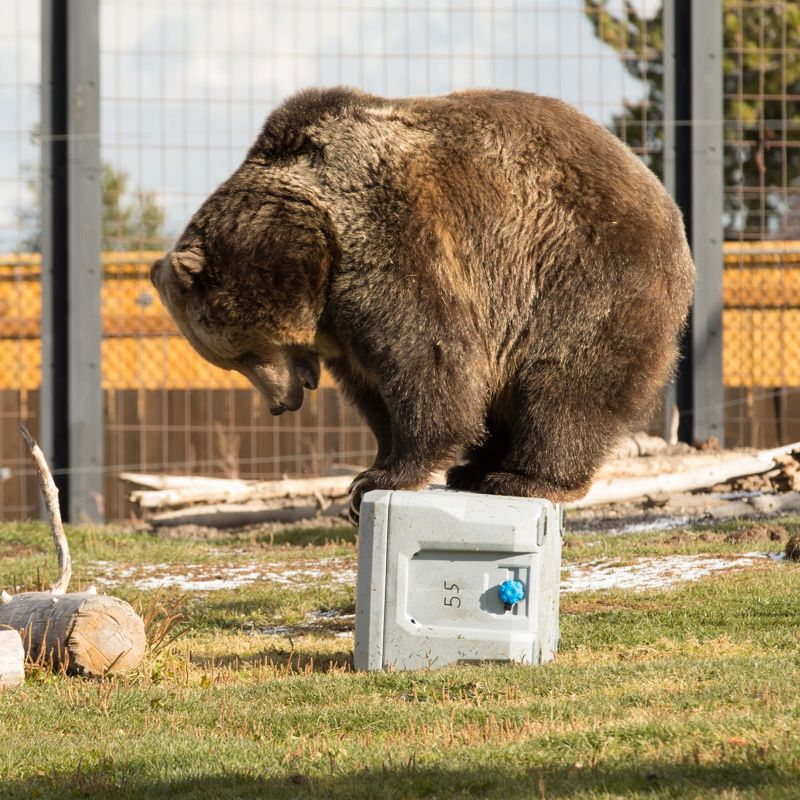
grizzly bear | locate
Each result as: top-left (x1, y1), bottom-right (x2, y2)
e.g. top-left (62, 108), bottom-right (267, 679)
top-left (150, 87), bottom-right (695, 522)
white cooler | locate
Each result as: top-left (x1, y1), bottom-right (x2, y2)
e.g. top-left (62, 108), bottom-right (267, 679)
top-left (354, 488), bottom-right (562, 671)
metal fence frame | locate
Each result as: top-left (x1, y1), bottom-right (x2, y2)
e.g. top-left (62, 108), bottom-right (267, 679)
top-left (41, 0), bottom-right (103, 522)
top-left (34, 0), bottom-right (728, 521)
top-left (14, 0), bottom-right (758, 520)
top-left (663, 0), bottom-right (725, 446)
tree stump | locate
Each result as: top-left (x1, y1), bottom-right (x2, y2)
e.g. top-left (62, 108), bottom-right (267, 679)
top-left (1, 589), bottom-right (145, 675)
top-left (0, 425), bottom-right (147, 677)
top-left (0, 629), bottom-right (24, 688)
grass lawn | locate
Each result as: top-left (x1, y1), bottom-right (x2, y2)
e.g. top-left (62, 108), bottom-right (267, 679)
top-left (0, 516), bottom-right (799, 799)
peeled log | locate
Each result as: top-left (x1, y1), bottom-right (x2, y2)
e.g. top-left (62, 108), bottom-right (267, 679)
top-left (569, 440), bottom-right (800, 509)
top-left (149, 498), bottom-right (349, 528)
top-left (5, 425), bottom-right (147, 677)
top-left (0, 629), bottom-right (24, 687)
top-left (128, 475), bottom-right (355, 510)
top-left (0, 590), bottom-right (146, 676)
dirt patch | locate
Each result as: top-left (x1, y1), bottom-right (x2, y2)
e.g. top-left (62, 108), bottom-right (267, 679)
top-left (664, 533), bottom-right (691, 545)
top-left (786, 535), bottom-right (800, 562)
top-left (724, 524), bottom-right (789, 544)
top-left (0, 544), bottom-right (42, 559)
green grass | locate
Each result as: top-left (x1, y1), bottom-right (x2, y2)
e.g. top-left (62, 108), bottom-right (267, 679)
top-left (1, 518), bottom-right (799, 799)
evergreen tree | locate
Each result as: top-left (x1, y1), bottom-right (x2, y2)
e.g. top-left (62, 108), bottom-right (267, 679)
top-left (17, 160), bottom-right (166, 252)
top-left (585, 0), bottom-right (800, 239)
top-left (101, 164), bottom-right (166, 251)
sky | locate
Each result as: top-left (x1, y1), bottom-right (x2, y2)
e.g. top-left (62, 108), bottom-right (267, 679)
top-left (0, 0), bottom-right (662, 252)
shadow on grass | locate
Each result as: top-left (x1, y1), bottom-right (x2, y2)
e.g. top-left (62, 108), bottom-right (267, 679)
top-left (191, 592), bottom-right (355, 634)
top-left (256, 524), bottom-right (356, 547)
top-left (3, 760), bottom-right (794, 799)
top-left (190, 645), bottom-right (353, 673)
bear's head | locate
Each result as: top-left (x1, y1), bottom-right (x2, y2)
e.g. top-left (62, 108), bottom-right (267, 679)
top-left (150, 165), bottom-right (337, 415)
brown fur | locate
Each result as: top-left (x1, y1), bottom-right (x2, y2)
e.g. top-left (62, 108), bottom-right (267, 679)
top-left (151, 87), bottom-right (696, 521)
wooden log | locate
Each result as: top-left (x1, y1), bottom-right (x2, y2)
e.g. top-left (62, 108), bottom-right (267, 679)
top-left (748, 492), bottom-right (800, 515)
top-left (596, 449), bottom-right (752, 480)
top-left (119, 472), bottom-right (247, 491)
top-left (0, 629), bottom-right (24, 688)
top-left (611, 432), bottom-right (669, 459)
top-left (149, 499), bottom-right (349, 528)
top-left (0, 589), bottom-right (145, 675)
top-left (1, 425), bottom-right (147, 677)
top-left (128, 475), bottom-right (355, 510)
top-left (569, 441), bottom-right (800, 509)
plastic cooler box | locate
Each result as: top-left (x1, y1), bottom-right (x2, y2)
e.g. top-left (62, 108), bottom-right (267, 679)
top-left (354, 488), bottom-right (562, 671)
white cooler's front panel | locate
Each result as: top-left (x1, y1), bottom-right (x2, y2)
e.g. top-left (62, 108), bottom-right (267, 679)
top-left (404, 550), bottom-right (531, 629)
top-left (354, 488), bottom-right (562, 671)
top-left (389, 550), bottom-right (541, 669)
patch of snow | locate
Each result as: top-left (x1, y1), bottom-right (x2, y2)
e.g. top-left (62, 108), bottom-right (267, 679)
top-left (133, 573), bottom-right (262, 591)
top-left (561, 552), bottom-right (778, 593)
top-left (715, 490), bottom-right (763, 500)
top-left (87, 558), bottom-right (357, 592)
top-left (608, 517), bottom-right (690, 536)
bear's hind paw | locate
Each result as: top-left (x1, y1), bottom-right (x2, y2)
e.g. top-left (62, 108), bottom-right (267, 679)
top-left (475, 471), bottom-right (591, 503)
top-left (445, 462), bottom-right (490, 492)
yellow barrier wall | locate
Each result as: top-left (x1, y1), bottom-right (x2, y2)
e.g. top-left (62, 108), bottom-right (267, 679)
top-left (2, 245), bottom-right (800, 390)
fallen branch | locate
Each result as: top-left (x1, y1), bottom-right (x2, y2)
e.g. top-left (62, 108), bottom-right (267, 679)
top-left (19, 424), bottom-right (70, 594)
top-left (0, 629), bottom-right (24, 688)
top-left (125, 474), bottom-right (354, 511)
top-left (149, 499), bottom-right (348, 529)
top-left (568, 441), bottom-right (800, 509)
top-left (0, 425), bottom-right (146, 677)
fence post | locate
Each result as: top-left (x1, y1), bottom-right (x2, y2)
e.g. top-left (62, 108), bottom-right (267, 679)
top-left (663, 0), bottom-right (724, 446)
top-left (662, 0), bottom-right (679, 442)
top-left (40, 0), bottom-right (103, 522)
top-left (690, 0), bottom-right (725, 445)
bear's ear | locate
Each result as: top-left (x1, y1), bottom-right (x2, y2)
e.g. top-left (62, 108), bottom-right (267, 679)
top-left (171, 249), bottom-right (205, 289)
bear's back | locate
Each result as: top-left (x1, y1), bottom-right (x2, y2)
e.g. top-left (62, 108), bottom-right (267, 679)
top-left (250, 88), bottom-right (693, 340)
top-left (254, 88), bottom-right (682, 267)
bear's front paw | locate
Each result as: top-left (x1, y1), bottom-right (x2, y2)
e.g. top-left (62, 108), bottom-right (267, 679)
top-left (347, 468), bottom-right (392, 526)
top-left (347, 467), bottom-right (430, 525)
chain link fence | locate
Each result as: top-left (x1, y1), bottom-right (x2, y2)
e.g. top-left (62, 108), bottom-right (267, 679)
top-left (0, 1), bottom-right (41, 519)
top-left (722, 0), bottom-right (800, 446)
top-left (95, 0), bottom-right (666, 518)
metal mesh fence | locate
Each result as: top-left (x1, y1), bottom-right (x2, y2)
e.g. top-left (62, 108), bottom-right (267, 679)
top-left (5, 1), bottom-right (800, 519)
top-left (96, 0), bottom-right (666, 518)
top-left (0, 3), bottom-right (40, 519)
